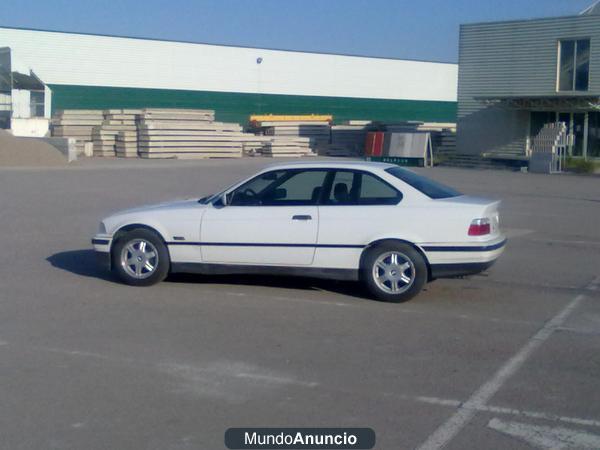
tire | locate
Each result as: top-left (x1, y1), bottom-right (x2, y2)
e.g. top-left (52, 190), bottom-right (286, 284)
top-left (111, 228), bottom-right (170, 286)
top-left (362, 242), bottom-right (427, 303)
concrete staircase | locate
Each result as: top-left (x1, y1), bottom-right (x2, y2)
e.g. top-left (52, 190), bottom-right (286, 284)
top-left (436, 153), bottom-right (526, 171)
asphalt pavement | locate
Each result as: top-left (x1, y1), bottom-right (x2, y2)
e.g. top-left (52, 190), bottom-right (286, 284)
top-left (0, 158), bottom-right (599, 449)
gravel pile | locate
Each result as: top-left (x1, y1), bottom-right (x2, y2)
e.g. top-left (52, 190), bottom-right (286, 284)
top-left (0, 131), bottom-right (67, 167)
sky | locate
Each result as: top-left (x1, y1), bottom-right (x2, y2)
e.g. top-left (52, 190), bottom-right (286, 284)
top-left (0, 0), bottom-right (596, 63)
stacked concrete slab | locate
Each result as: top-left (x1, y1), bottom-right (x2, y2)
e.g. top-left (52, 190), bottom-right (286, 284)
top-left (240, 135), bottom-right (273, 156)
top-left (261, 137), bottom-right (315, 157)
top-left (327, 123), bottom-right (371, 156)
top-left (51, 110), bottom-right (104, 155)
top-left (137, 109), bottom-right (243, 159)
top-left (92, 109), bottom-right (139, 157)
top-left (116, 131), bottom-right (139, 158)
top-left (260, 121), bottom-right (330, 154)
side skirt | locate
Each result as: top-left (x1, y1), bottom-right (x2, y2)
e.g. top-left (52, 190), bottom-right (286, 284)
top-left (170, 263), bottom-right (360, 281)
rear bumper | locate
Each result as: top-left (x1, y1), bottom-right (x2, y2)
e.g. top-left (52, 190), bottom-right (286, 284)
top-left (422, 237), bottom-right (506, 264)
top-left (423, 236), bottom-right (506, 279)
top-left (430, 260), bottom-right (497, 279)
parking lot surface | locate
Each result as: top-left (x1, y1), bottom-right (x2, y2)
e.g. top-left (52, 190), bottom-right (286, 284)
top-left (0, 158), bottom-right (599, 449)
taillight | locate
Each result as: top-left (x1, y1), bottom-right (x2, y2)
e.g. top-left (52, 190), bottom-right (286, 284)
top-left (468, 218), bottom-right (491, 236)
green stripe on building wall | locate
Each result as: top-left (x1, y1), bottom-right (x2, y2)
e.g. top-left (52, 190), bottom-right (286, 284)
top-left (48, 84), bottom-right (457, 125)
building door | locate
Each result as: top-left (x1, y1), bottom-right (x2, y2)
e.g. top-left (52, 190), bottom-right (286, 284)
top-left (572, 113), bottom-right (585, 157)
top-left (587, 112), bottom-right (600, 158)
top-left (557, 112), bottom-right (586, 157)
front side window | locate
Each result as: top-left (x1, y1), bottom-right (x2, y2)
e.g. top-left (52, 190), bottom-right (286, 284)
top-left (558, 39), bottom-right (590, 92)
top-left (324, 170), bottom-right (402, 205)
top-left (228, 169), bottom-right (328, 206)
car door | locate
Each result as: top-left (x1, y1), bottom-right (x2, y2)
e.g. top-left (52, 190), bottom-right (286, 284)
top-left (315, 170), bottom-right (404, 268)
top-left (200, 168), bottom-right (328, 265)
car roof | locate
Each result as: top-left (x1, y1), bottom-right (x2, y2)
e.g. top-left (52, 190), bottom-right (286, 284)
top-left (262, 160), bottom-right (397, 171)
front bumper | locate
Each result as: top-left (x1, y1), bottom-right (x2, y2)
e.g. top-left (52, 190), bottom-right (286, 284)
top-left (92, 235), bottom-right (112, 252)
top-left (92, 235), bottom-right (112, 270)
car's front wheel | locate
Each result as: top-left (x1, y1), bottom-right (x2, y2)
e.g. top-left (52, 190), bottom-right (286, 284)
top-left (111, 228), bottom-right (170, 286)
top-left (363, 242), bottom-right (427, 302)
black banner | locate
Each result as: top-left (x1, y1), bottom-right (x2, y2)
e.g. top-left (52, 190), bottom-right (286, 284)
top-left (225, 428), bottom-right (376, 449)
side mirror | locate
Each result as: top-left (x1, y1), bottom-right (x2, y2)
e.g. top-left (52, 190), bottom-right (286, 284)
top-left (213, 193), bottom-right (229, 207)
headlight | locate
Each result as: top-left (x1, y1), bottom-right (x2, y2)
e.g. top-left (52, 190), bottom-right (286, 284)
top-left (97, 221), bottom-right (107, 234)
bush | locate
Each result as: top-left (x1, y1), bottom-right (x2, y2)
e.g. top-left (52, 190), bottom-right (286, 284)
top-left (432, 154), bottom-right (448, 166)
top-left (565, 157), bottom-right (599, 174)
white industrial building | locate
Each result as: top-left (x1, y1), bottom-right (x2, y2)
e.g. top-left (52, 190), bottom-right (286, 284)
top-left (0, 26), bottom-right (458, 136)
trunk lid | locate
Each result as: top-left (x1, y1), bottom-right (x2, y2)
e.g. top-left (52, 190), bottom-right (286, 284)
top-left (435, 195), bottom-right (502, 237)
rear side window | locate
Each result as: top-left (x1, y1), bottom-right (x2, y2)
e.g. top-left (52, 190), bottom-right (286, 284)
top-left (385, 167), bottom-right (461, 199)
top-left (325, 170), bottom-right (402, 205)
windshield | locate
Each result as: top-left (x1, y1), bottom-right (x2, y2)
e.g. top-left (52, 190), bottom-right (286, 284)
top-left (385, 167), bottom-right (462, 199)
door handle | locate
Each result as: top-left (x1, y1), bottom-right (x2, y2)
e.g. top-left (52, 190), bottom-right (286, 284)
top-left (292, 215), bottom-right (312, 221)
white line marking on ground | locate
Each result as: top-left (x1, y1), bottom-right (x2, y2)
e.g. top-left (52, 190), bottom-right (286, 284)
top-left (235, 372), bottom-right (319, 387)
top-left (413, 396), bottom-right (600, 428)
top-left (488, 417), bottom-right (600, 449)
top-left (485, 406), bottom-right (600, 429)
top-left (556, 326), bottom-right (600, 337)
top-left (589, 279), bottom-right (599, 291)
top-left (39, 347), bottom-right (125, 362)
top-left (416, 397), bottom-right (461, 408)
top-left (416, 275), bottom-right (600, 450)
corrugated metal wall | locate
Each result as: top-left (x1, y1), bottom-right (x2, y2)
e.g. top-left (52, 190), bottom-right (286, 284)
top-left (48, 85), bottom-right (457, 125)
top-left (457, 14), bottom-right (600, 156)
top-left (0, 27), bottom-right (457, 103)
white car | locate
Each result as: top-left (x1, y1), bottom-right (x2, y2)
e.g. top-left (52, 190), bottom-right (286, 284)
top-left (92, 161), bottom-right (506, 302)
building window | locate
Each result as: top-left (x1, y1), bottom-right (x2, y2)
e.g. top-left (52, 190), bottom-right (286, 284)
top-left (29, 91), bottom-right (45, 117)
top-left (558, 39), bottom-right (590, 91)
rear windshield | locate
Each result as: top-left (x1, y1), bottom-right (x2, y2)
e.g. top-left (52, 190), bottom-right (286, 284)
top-left (385, 167), bottom-right (462, 199)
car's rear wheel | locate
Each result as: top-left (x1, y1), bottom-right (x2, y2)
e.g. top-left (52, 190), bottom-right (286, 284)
top-left (112, 229), bottom-right (170, 286)
top-left (363, 242), bottom-right (427, 302)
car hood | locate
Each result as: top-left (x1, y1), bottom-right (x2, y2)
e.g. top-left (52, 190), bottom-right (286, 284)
top-left (111, 198), bottom-right (205, 216)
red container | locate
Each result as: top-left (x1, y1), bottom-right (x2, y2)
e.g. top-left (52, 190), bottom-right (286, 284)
top-left (365, 132), bottom-right (384, 156)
